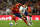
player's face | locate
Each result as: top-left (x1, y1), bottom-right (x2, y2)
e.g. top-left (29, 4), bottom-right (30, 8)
top-left (12, 4), bottom-right (15, 8)
top-left (24, 5), bottom-right (26, 8)
top-left (25, 5), bottom-right (26, 7)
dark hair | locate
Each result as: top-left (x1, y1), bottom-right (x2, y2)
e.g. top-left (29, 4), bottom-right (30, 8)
top-left (12, 3), bottom-right (16, 5)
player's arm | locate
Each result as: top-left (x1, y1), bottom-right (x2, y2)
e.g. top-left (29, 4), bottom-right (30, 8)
top-left (11, 8), bottom-right (13, 15)
top-left (25, 8), bottom-right (28, 12)
top-left (19, 3), bottom-right (24, 7)
top-left (19, 10), bottom-right (22, 14)
top-left (11, 8), bottom-right (13, 19)
top-left (19, 9), bottom-right (24, 15)
top-left (19, 6), bottom-right (23, 14)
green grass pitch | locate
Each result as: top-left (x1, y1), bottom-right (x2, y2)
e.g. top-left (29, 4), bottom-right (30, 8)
top-left (0, 20), bottom-right (40, 27)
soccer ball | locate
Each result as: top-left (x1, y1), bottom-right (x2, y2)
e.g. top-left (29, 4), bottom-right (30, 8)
top-left (9, 22), bottom-right (13, 26)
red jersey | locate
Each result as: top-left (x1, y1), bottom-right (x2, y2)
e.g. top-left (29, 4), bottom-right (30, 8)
top-left (11, 3), bottom-right (24, 14)
top-left (12, 8), bottom-right (19, 14)
top-left (15, 3), bottom-right (24, 8)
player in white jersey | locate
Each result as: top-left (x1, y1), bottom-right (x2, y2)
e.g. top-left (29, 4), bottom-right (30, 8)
top-left (19, 4), bottom-right (28, 19)
top-left (20, 3), bottom-right (28, 13)
top-left (19, 4), bottom-right (30, 24)
top-left (19, 4), bottom-right (32, 25)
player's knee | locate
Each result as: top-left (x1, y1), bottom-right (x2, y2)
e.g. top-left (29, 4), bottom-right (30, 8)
top-left (12, 15), bottom-right (15, 18)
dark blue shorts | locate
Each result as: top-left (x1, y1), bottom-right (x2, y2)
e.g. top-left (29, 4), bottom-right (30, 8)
top-left (24, 11), bottom-right (28, 16)
top-left (13, 13), bottom-right (22, 18)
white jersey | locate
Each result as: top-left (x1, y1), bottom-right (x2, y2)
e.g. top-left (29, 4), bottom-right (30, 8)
top-left (19, 5), bottom-right (27, 14)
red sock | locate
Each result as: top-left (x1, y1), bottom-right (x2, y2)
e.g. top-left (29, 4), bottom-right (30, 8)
top-left (13, 18), bottom-right (17, 23)
top-left (22, 18), bottom-right (28, 24)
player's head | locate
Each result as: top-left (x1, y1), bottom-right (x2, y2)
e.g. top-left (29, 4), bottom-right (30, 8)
top-left (24, 2), bottom-right (27, 8)
top-left (24, 4), bottom-right (27, 8)
top-left (12, 4), bottom-right (15, 8)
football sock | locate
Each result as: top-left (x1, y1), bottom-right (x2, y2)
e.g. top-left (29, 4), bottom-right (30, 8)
top-left (29, 16), bottom-right (32, 24)
top-left (13, 18), bottom-right (17, 23)
top-left (22, 18), bottom-right (28, 24)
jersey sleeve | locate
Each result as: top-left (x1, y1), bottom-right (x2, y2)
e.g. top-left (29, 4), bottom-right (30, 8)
top-left (19, 6), bottom-right (23, 10)
top-left (19, 3), bottom-right (24, 7)
top-left (11, 8), bottom-right (14, 14)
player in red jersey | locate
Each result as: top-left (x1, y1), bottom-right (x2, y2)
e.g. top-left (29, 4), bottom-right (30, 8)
top-left (15, 3), bottom-right (28, 20)
top-left (11, 3), bottom-right (30, 26)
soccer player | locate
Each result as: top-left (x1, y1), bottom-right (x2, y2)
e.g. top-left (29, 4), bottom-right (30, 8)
top-left (19, 3), bottom-right (28, 20)
top-left (19, 4), bottom-right (33, 25)
top-left (11, 3), bottom-right (29, 26)
top-left (27, 5), bottom-right (32, 25)
top-left (19, 3), bottom-right (29, 25)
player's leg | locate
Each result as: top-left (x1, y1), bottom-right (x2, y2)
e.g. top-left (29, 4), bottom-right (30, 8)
top-left (21, 14), bottom-right (27, 20)
top-left (12, 14), bottom-right (17, 23)
top-left (21, 17), bottom-right (29, 26)
top-left (24, 12), bottom-right (30, 25)
top-left (29, 15), bottom-right (32, 25)
top-left (28, 13), bottom-right (32, 25)
top-left (12, 14), bottom-right (18, 25)
top-left (16, 13), bottom-right (30, 26)
top-left (24, 11), bottom-right (28, 20)
top-left (23, 14), bottom-right (27, 20)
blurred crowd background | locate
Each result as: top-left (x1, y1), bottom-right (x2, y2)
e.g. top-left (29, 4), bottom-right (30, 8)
top-left (0, 0), bottom-right (40, 15)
